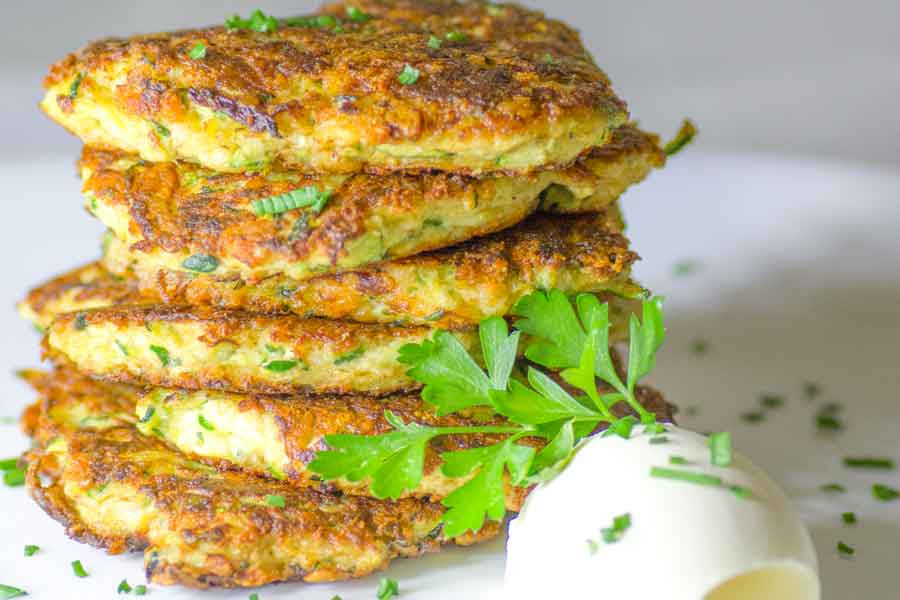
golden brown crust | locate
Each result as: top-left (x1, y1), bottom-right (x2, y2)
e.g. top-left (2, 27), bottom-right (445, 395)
top-left (79, 124), bottom-right (662, 282)
top-left (25, 425), bottom-right (501, 587)
top-left (97, 210), bottom-right (641, 328)
top-left (42, 1), bottom-right (628, 174)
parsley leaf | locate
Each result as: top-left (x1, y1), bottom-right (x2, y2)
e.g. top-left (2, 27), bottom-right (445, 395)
top-left (377, 578), bottom-right (399, 599)
top-left (397, 64), bottom-right (420, 85)
top-left (226, 9), bottom-right (279, 33)
top-left (188, 42), bottom-right (207, 59)
top-left (0, 585), bottom-right (27, 599)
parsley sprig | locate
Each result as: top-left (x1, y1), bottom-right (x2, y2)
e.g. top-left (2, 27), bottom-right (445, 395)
top-left (309, 291), bottom-right (667, 537)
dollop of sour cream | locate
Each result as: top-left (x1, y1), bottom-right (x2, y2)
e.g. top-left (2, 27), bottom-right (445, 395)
top-left (505, 426), bottom-right (820, 599)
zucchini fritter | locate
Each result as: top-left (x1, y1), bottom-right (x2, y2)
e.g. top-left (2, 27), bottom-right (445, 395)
top-left (80, 125), bottom-right (663, 282)
top-left (44, 306), bottom-right (479, 395)
top-left (96, 210), bottom-right (642, 328)
top-left (26, 426), bottom-right (499, 588)
top-left (42, 0), bottom-right (628, 174)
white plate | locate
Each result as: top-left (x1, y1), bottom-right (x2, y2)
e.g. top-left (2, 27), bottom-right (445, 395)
top-left (1, 150), bottom-right (898, 599)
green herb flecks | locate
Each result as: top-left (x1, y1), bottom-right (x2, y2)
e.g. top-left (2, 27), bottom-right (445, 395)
top-left (68, 72), bottom-right (85, 99)
top-left (427, 35), bottom-right (442, 49)
top-left (264, 360), bottom-right (300, 372)
top-left (152, 121), bottom-right (170, 137)
top-left (741, 411), bottom-right (766, 424)
top-left (226, 10), bottom-right (279, 32)
top-left (118, 579), bottom-right (132, 594)
top-left (252, 186), bottom-right (331, 216)
top-left (0, 584), bottom-right (27, 599)
top-left (72, 560), bottom-right (89, 578)
top-left (821, 483), bottom-right (846, 493)
top-left (189, 42), bottom-right (207, 59)
top-left (346, 6), bottom-right (369, 22)
top-left (844, 457), bottom-right (895, 470)
top-left (138, 406), bottom-right (156, 424)
top-left (265, 494), bottom-right (286, 508)
top-left (691, 339), bottom-right (709, 355)
top-left (837, 541), bottom-right (855, 558)
top-left (149, 345), bottom-right (172, 367)
top-left (134, 584), bottom-right (148, 595)
top-left (182, 254), bottom-right (220, 273)
top-left (816, 414), bottom-right (843, 431)
top-left (759, 394), bottom-right (785, 409)
top-left (310, 293), bottom-right (669, 537)
top-left (198, 415), bottom-right (215, 431)
top-left (842, 512), bottom-right (857, 525)
top-left (670, 456), bottom-right (689, 466)
top-left (650, 467), bottom-right (723, 488)
top-left (708, 432), bottom-right (733, 467)
top-left (74, 313), bottom-right (88, 330)
top-left (3, 467), bottom-right (25, 487)
top-left (23, 545), bottom-right (39, 557)
top-left (673, 260), bottom-right (699, 277)
top-left (663, 119), bottom-right (697, 156)
top-left (445, 31), bottom-right (468, 42)
top-left (377, 577), bottom-right (399, 600)
top-left (873, 484), bottom-right (900, 501)
top-left (397, 64), bottom-right (421, 85)
top-left (334, 347), bottom-right (365, 365)
top-left (600, 513), bottom-right (631, 544)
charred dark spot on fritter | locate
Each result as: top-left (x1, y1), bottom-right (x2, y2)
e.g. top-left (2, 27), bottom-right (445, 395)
top-left (187, 88), bottom-right (280, 137)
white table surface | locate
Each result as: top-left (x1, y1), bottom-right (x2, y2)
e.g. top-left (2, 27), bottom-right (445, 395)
top-left (1, 149), bottom-right (899, 598)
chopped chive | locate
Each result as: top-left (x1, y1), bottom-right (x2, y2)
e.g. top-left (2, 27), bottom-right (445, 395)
top-left (152, 121), bottom-right (170, 137)
top-left (650, 466), bottom-right (722, 488)
top-left (427, 35), bottom-right (442, 49)
top-left (445, 31), bottom-right (468, 42)
top-left (872, 484), bottom-right (900, 501)
top-left (188, 42), bottom-right (207, 60)
top-left (759, 394), bottom-right (784, 409)
top-left (841, 512), bottom-right (857, 525)
top-left (0, 584), bottom-right (27, 599)
top-left (649, 436), bottom-right (668, 445)
top-left (265, 494), bottom-right (285, 508)
top-left (68, 72), bottom-right (84, 99)
top-left (844, 457), bottom-right (894, 470)
top-left (821, 483), bottom-right (846, 493)
top-left (264, 360), bottom-right (299, 373)
top-left (673, 259), bottom-right (698, 276)
top-left (669, 456), bottom-right (689, 466)
top-left (837, 541), bottom-right (855, 558)
top-left (741, 411), bottom-right (766, 424)
top-left (819, 402), bottom-right (843, 415)
top-left (117, 579), bottom-right (132, 594)
top-left (708, 432), bottom-right (732, 467)
top-left (134, 585), bottom-right (147, 595)
top-left (345, 6), bottom-right (369, 21)
top-left (600, 513), bottom-right (631, 544)
top-left (138, 406), bottom-right (156, 423)
top-left (816, 414), bottom-right (843, 431)
top-left (397, 64), bottom-right (420, 85)
top-left (198, 415), bottom-right (215, 431)
top-left (115, 340), bottom-right (130, 356)
top-left (71, 560), bottom-right (88, 578)
top-left (226, 9), bottom-right (278, 32)
top-left (377, 577), bottom-right (399, 600)
top-left (23, 545), bottom-right (39, 557)
top-left (249, 594), bottom-right (259, 600)
top-left (3, 468), bottom-right (25, 487)
top-left (149, 345), bottom-right (172, 367)
top-left (182, 254), bottom-right (219, 273)
top-left (251, 186), bottom-right (331, 216)
top-left (0, 458), bottom-right (17, 471)
top-left (334, 347), bottom-right (364, 365)
top-left (730, 485), bottom-right (753, 499)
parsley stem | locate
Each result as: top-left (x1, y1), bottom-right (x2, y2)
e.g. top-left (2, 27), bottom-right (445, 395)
top-left (428, 425), bottom-right (529, 437)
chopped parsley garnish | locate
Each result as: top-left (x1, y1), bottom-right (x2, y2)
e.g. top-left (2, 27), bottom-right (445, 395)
top-left (842, 512), bottom-right (857, 525)
top-left (226, 9), bottom-right (279, 32)
top-left (669, 456), bottom-right (689, 466)
top-left (149, 345), bottom-right (172, 367)
top-left (264, 360), bottom-right (300, 372)
top-left (152, 121), bottom-right (170, 137)
top-left (731, 485), bottom-right (753, 499)
top-left (249, 594), bottom-right (259, 600)
top-left (308, 292), bottom-right (669, 537)
top-left (71, 560), bottom-right (89, 578)
top-left (334, 347), bottom-right (365, 365)
top-left (663, 119), bottom-right (697, 156)
top-left (117, 579), bottom-right (132, 594)
top-left (188, 42), bottom-right (207, 59)
top-left (377, 577), bottom-right (399, 600)
top-left (445, 31), bottom-right (468, 42)
top-left (844, 457), bottom-right (895, 470)
top-left (872, 484), bottom-right (900, 501)
top-left (708, 432), bottom-right (732, 467)
top-left (427, 35), bottom-right (442, 49)
top-left (816, 414), bottom-right (843, 431)
top-left (74, 313), bottom-right (88, 330)
top-left (345, 6), bottom-right (369, 22)
top-left (68, 72), bottom-right (85, 99)
top-left (265, 494), bottom-right (286, 508)
top-left (134, 585), bottom-right (147, 595)
top-left (23, 545), bottom-right (39, 557)
top-left (821, 483), bottom-right (846, 493)
top-left (182, 253), bottom-right (220, 273)
top-left (837, 541), bottom-right (855, 558)
top-left (0, 584), bottom-right (27, 599)
top-left (600, 513), bottom-right (631, 544)
top-left (198, 415), bottom-right (215, 431)
top-left (251, 186), bottom-right (331, 216)
top-left (397, 64), bottom-right (421, 85)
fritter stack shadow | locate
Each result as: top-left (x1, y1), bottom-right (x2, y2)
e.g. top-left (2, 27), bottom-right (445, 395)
top-left (21, 0), bottom-right (670, 589)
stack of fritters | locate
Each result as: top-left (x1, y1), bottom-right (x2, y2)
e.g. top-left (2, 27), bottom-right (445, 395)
top-left (19, 0), bottom-right (671, 589)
